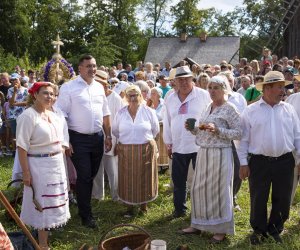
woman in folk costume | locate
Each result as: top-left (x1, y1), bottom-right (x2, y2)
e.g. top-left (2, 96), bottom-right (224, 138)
top-left (17, 82), bottom-right (70, 250)
top-left (112, 85), bottom-right (159, 216)
top-left (181, 75), bottom-right (242, 243)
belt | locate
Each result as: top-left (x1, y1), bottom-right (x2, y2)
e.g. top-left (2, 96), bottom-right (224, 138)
top-left (250, 152), bottom-right (293, 162)
top-left (27, 151), bottom-right (62, 158)
top-left (69, 129), bottom-right (100, 136)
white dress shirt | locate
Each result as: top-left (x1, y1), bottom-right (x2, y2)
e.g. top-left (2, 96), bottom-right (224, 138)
top-left (56, 76), bottom-right (110, 134)
top-left (112, 104), bottom-right (159, 144)
top-left (228, 91), bottom-right (247, 114)
top-left (286, 92), bottom-right (300, 119)
top-left (163, 87), bottom-right (211, 154)
top-left (237, 98), bottom-right (300, 165)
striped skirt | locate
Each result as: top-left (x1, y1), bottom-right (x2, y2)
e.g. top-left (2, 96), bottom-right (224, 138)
top-left (191, 147), bottom-right (234, 234)
top-left (157, 123), bottom-right (169, 166)
top-left (117, 141), bottom-right (158, 205)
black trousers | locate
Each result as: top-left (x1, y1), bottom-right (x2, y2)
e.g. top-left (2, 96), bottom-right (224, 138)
top-left (232, 142), bottom-right (242, 205)
top-left (249, 152), bottom-right (294, 236)
top-left (69, 130), bottom-right (104, 220)
top-left (172, 152), bottom-right (197, 213)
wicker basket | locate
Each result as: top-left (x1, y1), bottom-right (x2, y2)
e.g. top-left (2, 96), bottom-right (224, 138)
top-left (98, 224), bottom-right (151, 250)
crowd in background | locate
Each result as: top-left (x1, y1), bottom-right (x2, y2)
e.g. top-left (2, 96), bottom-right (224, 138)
top-left (2, 47), bottom-right (300, 247)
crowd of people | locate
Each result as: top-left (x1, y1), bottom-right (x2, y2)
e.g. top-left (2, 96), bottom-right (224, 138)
top-left (1, 48), bottom-right (300, 248)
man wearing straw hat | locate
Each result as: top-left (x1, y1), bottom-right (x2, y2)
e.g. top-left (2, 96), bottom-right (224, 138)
top-left (238, 71), bottom-right (300, 244)
top-left (163, 65), bottom-right (210, 218)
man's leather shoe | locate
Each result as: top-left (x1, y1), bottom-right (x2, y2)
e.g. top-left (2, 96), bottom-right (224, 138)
top-left (250, 232), bottom-right (268, 245)
top-left (82, 218), bottom-right (97, 229)
top-left (271, 234), bottom-right (282, 244)
top-left (172, 211), bottom-right (186, 218)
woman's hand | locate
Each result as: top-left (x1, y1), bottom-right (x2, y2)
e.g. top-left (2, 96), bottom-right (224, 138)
top-left (205, 123), bottom-right (219, 134)
top-left (65, 143), bottom-right (74, 157)
top-left (23, 171), bottom-right (32, 186)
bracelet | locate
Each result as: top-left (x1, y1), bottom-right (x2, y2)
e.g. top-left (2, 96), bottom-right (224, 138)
top-left (106, 136), bottom-right (112, 140)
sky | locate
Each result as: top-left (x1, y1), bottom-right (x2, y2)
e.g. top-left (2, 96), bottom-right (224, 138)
top-left (198, 0), bottom-right (244, 12)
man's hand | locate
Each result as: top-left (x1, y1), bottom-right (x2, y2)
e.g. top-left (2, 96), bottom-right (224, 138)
top-left (239, 165), bottom-right (250, 181)
top-left (167, 144), bottom-right (172, 159)
top-left (105, 138), bottom-right (112, 153)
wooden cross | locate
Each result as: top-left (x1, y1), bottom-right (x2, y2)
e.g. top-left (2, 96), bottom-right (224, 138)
top-left (51, 34), bottom-right (64, 54)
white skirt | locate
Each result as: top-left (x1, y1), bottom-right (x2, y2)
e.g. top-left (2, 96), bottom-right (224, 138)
top-left (20, 153), bottom-right (70, 229)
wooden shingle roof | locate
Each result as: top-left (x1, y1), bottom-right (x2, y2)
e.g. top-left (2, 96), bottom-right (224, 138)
top-left (144, 36), bottom-right (240, 67)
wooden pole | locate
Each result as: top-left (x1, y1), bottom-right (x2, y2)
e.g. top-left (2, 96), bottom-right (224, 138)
top-left (0, 190), bottom-right (41, 250)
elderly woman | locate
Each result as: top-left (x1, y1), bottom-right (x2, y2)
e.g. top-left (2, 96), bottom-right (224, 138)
top-left (181, 76), bottom-right (242, 243)
top-left (134, 80), bottom-right (150, 101)
top-left (17, 82), bottom-right (70, 249)
top-left (148, 87), bottom-right (164, 121)
top-left (112, 85), bottom-right (159, 215)
top-left (196, 73), bottom-right (210, 90)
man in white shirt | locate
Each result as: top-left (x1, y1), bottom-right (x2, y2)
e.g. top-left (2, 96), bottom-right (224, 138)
top-left (237, 75), bottom-right (252, 97)
top-left (285, 83), bottom-right (300, 203)
top-left (92, 70), bottom-right (124, 201)
top-left (238, 71), bottom-right (300, 244)
top-left (163, 66), bottom-right (211, 218)
top-left (57, 55), bottom-right (112, 229)
top-left (226, 76), bottom-right (247, 211)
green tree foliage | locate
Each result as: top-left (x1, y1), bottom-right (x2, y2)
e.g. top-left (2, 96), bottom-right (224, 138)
top-left (0, 0), bottom-right (31, 57)
top-left (0, 0), bottom-right (289, 68)
top-left (141, 0), bottom-right (170, 37)
top-left (171, 0), bottom-right (202, 35)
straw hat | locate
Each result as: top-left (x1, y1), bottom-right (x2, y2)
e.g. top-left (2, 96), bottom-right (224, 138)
top-left (255, 71), bottom-right (290, 91)
top-left (94, 70), bottom-right (108, 85)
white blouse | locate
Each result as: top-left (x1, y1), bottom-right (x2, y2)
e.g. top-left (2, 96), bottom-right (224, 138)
top-left (112, 104), bottom-right (159, 144)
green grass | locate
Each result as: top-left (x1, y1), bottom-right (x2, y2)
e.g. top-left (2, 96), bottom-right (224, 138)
top-left (1, 157), bottom-right (300, 249)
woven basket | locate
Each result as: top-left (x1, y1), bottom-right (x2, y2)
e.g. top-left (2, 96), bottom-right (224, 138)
top-left (98, 224), bottom-right (151, 250)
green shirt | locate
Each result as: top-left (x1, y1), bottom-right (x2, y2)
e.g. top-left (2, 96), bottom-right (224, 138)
top-left (245, 87), bottom-right (261, 102)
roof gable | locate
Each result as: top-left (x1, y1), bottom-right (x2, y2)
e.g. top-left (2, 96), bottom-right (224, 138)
top-left (144, 36), bottom-right (240, 66)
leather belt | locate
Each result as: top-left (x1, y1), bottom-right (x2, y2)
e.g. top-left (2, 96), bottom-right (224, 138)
top-left (27, 151), bottom-right (61, 158)
top-left (69, 129), bottom-right (100, 136)
top-left (249, 152), bottom-right (293, 162)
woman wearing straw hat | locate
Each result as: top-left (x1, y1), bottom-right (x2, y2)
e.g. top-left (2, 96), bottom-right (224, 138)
top-left (17, 82), bottom-right (70, 249)
top-left (181, 75), bottom-right (242, 243)
top-left (112, 85), bottom-right (159, 216)
top-left (238, 71), bottom-right (300, 244)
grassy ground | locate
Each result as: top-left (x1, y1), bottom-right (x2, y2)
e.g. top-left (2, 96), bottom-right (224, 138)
top-left (1, 156), bottom-right (300, 249)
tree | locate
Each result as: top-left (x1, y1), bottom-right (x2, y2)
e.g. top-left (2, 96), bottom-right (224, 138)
top-left (171, 0), bottom-right (203, 36)
top-left (140, 0), bottom-right (170, 37)
top-left (83, 0), bottom-right (145, 64)
top-left (0, 0), bottom-right (31, 57)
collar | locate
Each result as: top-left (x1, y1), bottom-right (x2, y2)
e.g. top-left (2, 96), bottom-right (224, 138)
top-left (176, 86), bottom-right (196, 103)
top-left (258, 97), bottom-right (284, 107)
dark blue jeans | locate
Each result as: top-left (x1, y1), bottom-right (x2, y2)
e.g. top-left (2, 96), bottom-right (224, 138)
top-left (69, 130), bottom-right (104, 220)
top-left (172, 152), bottom-right (197, 214)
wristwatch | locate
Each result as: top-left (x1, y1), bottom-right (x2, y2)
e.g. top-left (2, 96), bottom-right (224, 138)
top-left (106, 135), bottom-right (112, 140)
